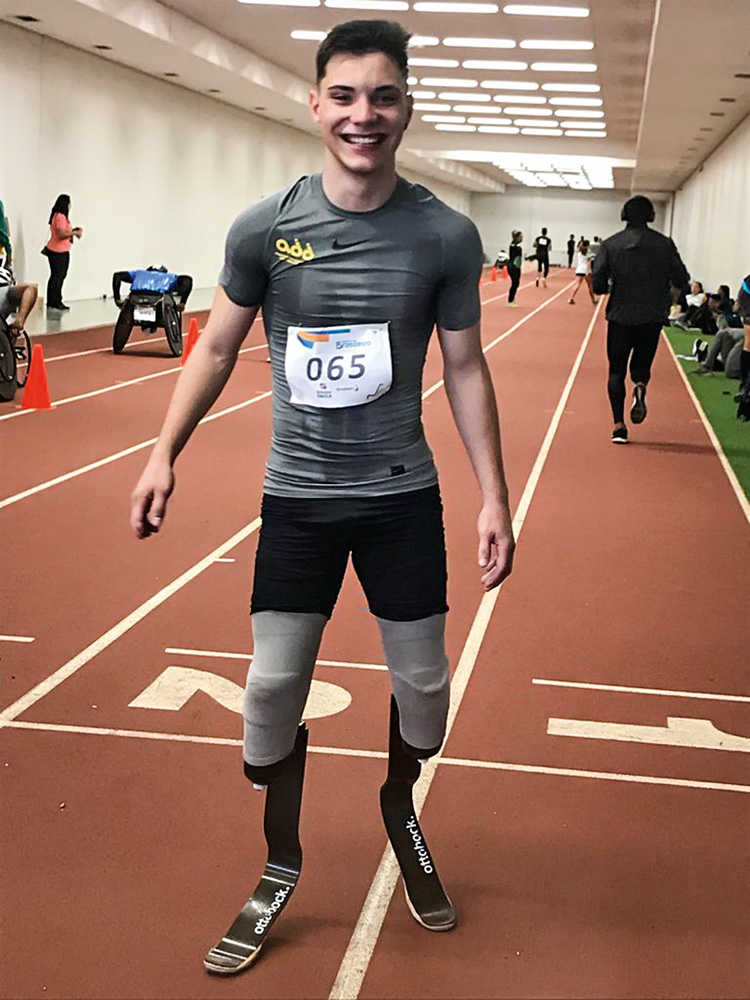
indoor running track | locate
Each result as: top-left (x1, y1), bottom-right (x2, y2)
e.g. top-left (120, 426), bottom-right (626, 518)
top-left (1, 270), bottom-right (748, 1000)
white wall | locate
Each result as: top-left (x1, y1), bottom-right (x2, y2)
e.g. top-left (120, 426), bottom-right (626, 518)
top-left (470, 187), bottom-right (667, 266)
top-left (1, 21), bottom-right (470, 301)
top-left (670, 113), bottom-right (750, 296)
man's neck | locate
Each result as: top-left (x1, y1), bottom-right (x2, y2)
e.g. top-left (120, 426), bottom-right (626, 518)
top-left (321, 155), bottom-right (399, 213)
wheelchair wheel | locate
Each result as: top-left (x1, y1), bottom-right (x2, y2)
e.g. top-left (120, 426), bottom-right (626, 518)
top-left (13, 330), bottom-right (32, 388)
top-left (163, 299), bottom-right (183, 357)
top-left (0, 324), bottom-right (17, 402)
top-left (113, 301), bottom-right (135, 354)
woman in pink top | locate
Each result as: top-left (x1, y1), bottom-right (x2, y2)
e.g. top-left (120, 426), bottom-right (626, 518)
top-left (44, 194), bottom-right (82, 310)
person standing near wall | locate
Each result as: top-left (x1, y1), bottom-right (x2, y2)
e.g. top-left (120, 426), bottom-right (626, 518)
top-left (592, 195), bottom-right (690, 444)
top-left (43, 194), bottom-right (83, 310)
top-left (566, 234), bottom-right (575, 268)
top-left (508, 230), bottom-right (523, 306)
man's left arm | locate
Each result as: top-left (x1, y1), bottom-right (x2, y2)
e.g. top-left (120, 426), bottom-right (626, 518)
top-left (591, 243), bottom-right (610, 295)
top-left (437, 323), bottom-right (515, 591)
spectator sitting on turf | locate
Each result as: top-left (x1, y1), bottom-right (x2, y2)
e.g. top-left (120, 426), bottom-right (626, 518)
top-left (673, 281), bottom-right (705, 328)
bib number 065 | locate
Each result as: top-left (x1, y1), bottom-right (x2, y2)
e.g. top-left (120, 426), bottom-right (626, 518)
top-left (306, 354), bottom-right (365, 382)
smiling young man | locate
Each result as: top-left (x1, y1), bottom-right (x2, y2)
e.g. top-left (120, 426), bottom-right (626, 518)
top-left (131, 19), bottom-right (514, 971)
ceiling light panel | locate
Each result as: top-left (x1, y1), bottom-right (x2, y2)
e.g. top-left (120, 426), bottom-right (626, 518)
top-left (421, 77), bottom-right (479, 87)
top-left (548, 96), bottom-right (601, 105)
top-left (521, 127), bottom-right (563, 135)
top-left (541, 82), bottom-right (599, 91)
top-left (435, 123), bottom-right (478, 130)
top-left (503, 4), bottom-right (589, 15)
top-left (411, 90), bottom-right (437, 98)
top-left (519, 39), bottom-right (593, 49)
top-left (443, 37), bottom-right (516, 47)
top-left (409, 57), bottom-right (459, 66)
top-left (410, 35), bottom-right (439, 45)
top-left (553, 108), bottom-right (603, 117)
top-left (505, 107), bottom-right (553, 115)
top-left (291, 29), bottom-right (326, 38)
top-left (325, 0), bottom-right (408, 7)
top-left (239, 0), bottom-right (320, 5)
top-left (469, 116), bottom-right (514, 124)
top-left (559, 120), bottom-right (605, 128)
top-left (414, 1), bottom-right (499, 10)
top-left (514, 117), bottom-right (556, 126)
top-left (565, 130), bottom-right (606, 137)
top-left (462, 60), bottom-right (529, 70)
top-left (491, 94), bottom-right (547, 103)
top-left (440, 93), bottom-right (491, 103)
top-left (536, 172), bottom-right (567, 185)
top-left (478, 125), bottom-right (520, 133)
top-left (413, 102), bottom-right (452, 110)
top-left (531, 62), bottom-right (597, 72)
top-left (480, 80), bottom-right (539, 90)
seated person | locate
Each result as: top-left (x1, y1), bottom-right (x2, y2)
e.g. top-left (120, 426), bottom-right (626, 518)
top-left (673, 281), bottom-right (706, 328)
top-left (0, 260), bottom-right (38, 340)
top-left (113, 266), bottom-right (193, 311)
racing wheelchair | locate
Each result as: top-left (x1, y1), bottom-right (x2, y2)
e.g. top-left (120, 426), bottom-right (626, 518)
top-left (112, 267), bottom-right (193, 357)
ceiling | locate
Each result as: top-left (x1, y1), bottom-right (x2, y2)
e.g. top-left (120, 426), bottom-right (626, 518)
top-left (4, 0), bottom-right (749, 196)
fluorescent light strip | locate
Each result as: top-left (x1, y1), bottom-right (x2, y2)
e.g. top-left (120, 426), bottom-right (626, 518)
top-left (468, 116), bottom-right (513, 124)
top-left (411, 90), bottom-right (437, 98)
top-left (462, 59), bottom-right (528, 70)
top-left (325, 0), bottom-right (407, 6)
top-left (548, 96), bottom-right (601, 105)
top-left (505, 107), bottom-right (553, 115)
top-left (519, 39), bottom-right (593, 49)
top-left (414, 102), bottom-right (452, 110)
top-left (559, 120), bottom-right (605, 128)
top-left (477, 125), bottom-right (519, 133)
top-left (565, 130), bottom-right (606, 137)
top-left (531, 62), bottom-right (597, 72)
top-left (407, 76), bottom-right (418, 85)
top-left (421, 77), bottom-right (478, 87)
top-left (480, 80), bottom-right (539, 90)
top-left (291, 29), bottom-right (327, 39)
top-left (422, 114), bottom-right (467, 122)
top-left (439, 91), bottom-right (491, 101)
top-left (553, 108), bottom-right (603, 117)
top-left (434, 123), bottom-right (478, 131)
top-left (514, 117), bottom-right (556, 126)
top-left (238, 0), bottom-right (319, 5)
top-left (409, 57), bottom-right (459, 66)
top-left (414, 1), bottom-right (499, 10)
top-left (410, 35), bottom-right (439, 45)
top-left (542, 82), bottom-right (599, 91)
top-left (521, 127), bottom-right (563, 135)
top-left (443, 37), bottom-right (516, 47)
top-left (503, 4), bottom-right (589, 15)
top-left (458, 106), bottom-right (508, 114)
top-left (491, 94), bottom-right (546, 103)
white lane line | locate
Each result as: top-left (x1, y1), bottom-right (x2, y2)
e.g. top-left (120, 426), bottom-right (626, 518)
top-left (0, 635), bottom-right (35, 643)
top-left (163, 647), bottom-right (388, 671)
top-left (329, 298), bottom-right (604, 1000)
top-left (423, 281), bottom-right (575, 401)
top-left (0, 343), bottom-right (268, 423)
top-left (0, 519), bottom-right (261, 723)
top-left (214, 557), bottom-right (236, 563)
top-left (533, 678), bottom-right (750, 704)
top-left (663, 333), bottom-right (750, 522)
top-left (2, 720), bottom-right (746, 793)
top-left (0, 392), bottom-right (272, 510)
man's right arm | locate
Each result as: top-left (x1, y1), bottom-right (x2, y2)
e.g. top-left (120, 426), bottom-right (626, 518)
top-left (668, 240), bottom-right (690, 292)
top-left (130, 286), bottom-right (259, 538)
top-left (591, 243), bottom-right (610, 295)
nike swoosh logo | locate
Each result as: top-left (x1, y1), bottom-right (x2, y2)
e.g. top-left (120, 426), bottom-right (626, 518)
top-left (333, 238), bottom-right (368, 250)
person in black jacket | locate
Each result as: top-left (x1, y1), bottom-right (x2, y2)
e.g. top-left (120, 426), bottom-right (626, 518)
top-left (592, 196), bottom-right (690, 443)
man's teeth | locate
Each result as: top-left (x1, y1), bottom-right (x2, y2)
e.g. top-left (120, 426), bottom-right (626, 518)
top-left (345, 135), bottom-right (381, 145)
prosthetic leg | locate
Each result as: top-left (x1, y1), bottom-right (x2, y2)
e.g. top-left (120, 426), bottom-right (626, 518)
top-left (380, 697), bottom-right (456, 931)
top-left (203, 723), bottom-right (308, 974)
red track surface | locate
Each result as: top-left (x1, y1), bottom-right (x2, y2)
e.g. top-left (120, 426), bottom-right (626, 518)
top-left (1, 272), bottom-right (748, 999)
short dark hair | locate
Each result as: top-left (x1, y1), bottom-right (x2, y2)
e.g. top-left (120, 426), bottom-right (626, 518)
top-left (621, 195), bottom-right (655, 224)
top-left (316, 20), bottom-right (411, 83)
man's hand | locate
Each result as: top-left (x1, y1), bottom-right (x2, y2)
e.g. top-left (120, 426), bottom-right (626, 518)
top-left (130, 459), bottom-right (175, 539)
top-left (477, 501), bottom-right (515, 591)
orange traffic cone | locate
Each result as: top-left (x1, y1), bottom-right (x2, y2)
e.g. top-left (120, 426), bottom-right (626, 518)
top-left (182, 317), bottom-right (200, 366)
top-left (21, 344), bottom-right (53, 410)
top-left (491, 265), bottom-right (498, 282)
top-left (501, 265), bottom-right (508, 278)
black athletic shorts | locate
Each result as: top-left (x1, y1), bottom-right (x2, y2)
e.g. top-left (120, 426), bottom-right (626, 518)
top-left (251, 485), bottom-right (448, 621)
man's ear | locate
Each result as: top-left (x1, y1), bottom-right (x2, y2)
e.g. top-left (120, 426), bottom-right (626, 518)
top-left (404, 91), bottom-right (414, 130)
top-left (309, 86), bottom-right (321, 124)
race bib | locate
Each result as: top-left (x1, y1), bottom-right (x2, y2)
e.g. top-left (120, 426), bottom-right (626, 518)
top-left (285, 322), bottom-right (392, 409)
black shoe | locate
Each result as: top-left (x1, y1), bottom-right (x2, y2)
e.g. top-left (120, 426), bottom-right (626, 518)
top-left (611, 426), bottom-right (628, 444)
top-left (631, 383), bottom-right (647, 424)
top-left (692, 339), bottom-right (708, 364)
top-left (59, 304), bottom-right (71, 311)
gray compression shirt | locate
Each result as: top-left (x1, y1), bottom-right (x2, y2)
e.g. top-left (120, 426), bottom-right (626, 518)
top-left (220, 174), bottom-right (483, 497)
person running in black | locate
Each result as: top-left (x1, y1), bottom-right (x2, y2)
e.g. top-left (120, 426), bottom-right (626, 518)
top-left (508, 230), bottom-right (523, 306)
top-left (592, 196), bottom-right (690, 444)
top-left (533, 227), bottom-right (551, 287)
top-left (566, 234), bottom-right (575, 269)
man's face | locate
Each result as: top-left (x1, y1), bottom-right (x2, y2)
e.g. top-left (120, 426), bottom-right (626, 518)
top-left (309, 51), bottom-right (412, 176)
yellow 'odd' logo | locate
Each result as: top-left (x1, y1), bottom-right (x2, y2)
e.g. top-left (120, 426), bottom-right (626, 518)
top-left (275, 236), bottom-right (316, 265)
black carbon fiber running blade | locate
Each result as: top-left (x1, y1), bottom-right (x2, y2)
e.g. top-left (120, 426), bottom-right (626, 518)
top-left (203, 726), bottom-right (308, 975)
top-left (380, 699), bottom-right (456, 932)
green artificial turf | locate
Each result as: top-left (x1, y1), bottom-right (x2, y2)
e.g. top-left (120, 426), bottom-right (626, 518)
top-left (664, 327), bottom-right (749, 501)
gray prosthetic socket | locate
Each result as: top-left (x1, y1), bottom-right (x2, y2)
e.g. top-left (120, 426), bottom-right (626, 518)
top-left (243, 611), bottom-right (326, 767)
top-left (376, 613), bottom-right (450, 754)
